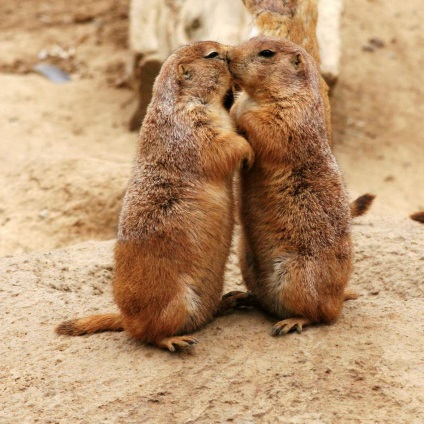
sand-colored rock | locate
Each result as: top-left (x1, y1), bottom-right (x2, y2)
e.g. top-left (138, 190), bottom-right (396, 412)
top-left (0, 157), bottom-right (129, 256)
top-left (317, 0), bottom-right (343, 87)
top-left (129, 0), bottom-right (251, 60)
top-left (1, 217), bottom-right (423, 422)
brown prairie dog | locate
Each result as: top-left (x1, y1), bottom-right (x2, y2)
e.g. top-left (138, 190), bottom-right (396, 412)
top-left (227, 36), bottom-right (354, 335)
top-left (242, 0), bottom-right (375, 217)
top-left (242, 0), bottom-right (333, 144)
top-left (56, 41), bottom-right (254, 351)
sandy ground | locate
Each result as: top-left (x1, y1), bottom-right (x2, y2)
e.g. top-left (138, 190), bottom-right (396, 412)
top-left (1, 0), bottom-right (423, 422)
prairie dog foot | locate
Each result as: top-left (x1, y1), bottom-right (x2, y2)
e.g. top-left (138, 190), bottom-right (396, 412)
top-left (216, 291), bottom-right (259, 315)
top-left (344, 290), bottom-right (359, 301)
top-left (272, 318), bottom-right (312, 336)
top-left (155, 336), bottom-right (198, 352)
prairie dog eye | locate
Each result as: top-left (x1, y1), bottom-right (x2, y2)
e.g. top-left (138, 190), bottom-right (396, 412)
top-left (204, 51), bottom-right (219, 59)
top-left (258, 49), bottom-right (275, 58)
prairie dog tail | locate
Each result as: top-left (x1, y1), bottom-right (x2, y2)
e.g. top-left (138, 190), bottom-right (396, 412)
top-left (55, 313), bottom-right (123, 336)
top-left (350, 193), bottom-right (376, 218)
top-left (410, 211), bottom-right (424, 224)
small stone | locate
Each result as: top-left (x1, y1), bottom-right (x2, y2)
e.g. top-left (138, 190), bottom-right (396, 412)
top-left (362, 45), bottom-right (375, 52)
top-left (369, 37), bottom-right (385, 48)
top-left (39, 209), bottom-right (49, 219)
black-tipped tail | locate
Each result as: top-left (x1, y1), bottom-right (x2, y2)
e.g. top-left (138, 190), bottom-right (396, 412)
top-left (350, 193), bottom-right (376, 218)
top-left (410, 211), bottom-right (424, 224)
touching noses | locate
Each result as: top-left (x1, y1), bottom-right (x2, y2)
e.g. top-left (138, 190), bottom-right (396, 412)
top-left (226, 51), bottom-right (233, 64)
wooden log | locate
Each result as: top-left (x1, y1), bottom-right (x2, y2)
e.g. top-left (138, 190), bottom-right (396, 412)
top-left (128, 0), bottom-right (343, 130)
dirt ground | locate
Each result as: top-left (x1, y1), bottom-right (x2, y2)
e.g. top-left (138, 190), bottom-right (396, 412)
top-left (1, 0), bottom-right (423, 422)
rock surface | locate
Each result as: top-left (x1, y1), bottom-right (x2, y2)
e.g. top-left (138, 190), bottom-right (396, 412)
top-left (1, 217), bottom-right (423, 422)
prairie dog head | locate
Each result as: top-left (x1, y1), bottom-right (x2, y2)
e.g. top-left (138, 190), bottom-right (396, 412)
top-left (227, 36), bottom-right (318, 101)
top-left (154, 41), bottom-right (232, 106)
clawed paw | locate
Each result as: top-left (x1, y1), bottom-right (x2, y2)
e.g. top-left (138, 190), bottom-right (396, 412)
top-left (221, 290), bottom-right (245, 300)
top-left (216, 291), bottom-right (258, 315)
top-left (271, 318), bottom-right (311, 336)
top-left (222, 291), bottom-right (257, 308)
top-left (158, 336), bottom-right (198, 352)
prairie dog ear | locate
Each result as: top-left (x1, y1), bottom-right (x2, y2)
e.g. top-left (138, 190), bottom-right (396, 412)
top-left (291, 53), bottom-right (304, 70)
top-left (178, 64), bottom-right (192, 80)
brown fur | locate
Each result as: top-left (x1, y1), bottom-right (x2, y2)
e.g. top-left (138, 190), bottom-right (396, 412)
top-left (350, 193), bottom-right (376, 218)
top-left (242, 0), bottom-right (375, 216)
top-left (227, 36), bottom-right (354, 335)
top-left (242, 0), bottom-right (333, 144)
top-left (56, 41), bottom-right (254, 351)
top-left (410, 211), bottom-right (424, 224)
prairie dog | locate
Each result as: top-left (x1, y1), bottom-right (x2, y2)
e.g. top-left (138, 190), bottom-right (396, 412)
top-left (242, 0), bottom-right (375, 216)
top-left (242, 0), bottom-right (333, 144)
top-left (56, 41), bottom-right (254, 351)
top-left (227, 36), bottom-right (354, 335)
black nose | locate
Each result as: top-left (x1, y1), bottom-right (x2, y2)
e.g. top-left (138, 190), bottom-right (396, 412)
top-left (226, 52), bottom-right (232, 63)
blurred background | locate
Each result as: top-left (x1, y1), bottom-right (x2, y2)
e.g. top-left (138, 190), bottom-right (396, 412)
top-left (0, 0), bottom-right (423, 257)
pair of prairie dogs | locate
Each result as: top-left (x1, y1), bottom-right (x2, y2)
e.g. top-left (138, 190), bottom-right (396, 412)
top-left (57, 1), bottom-right (374, 351)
